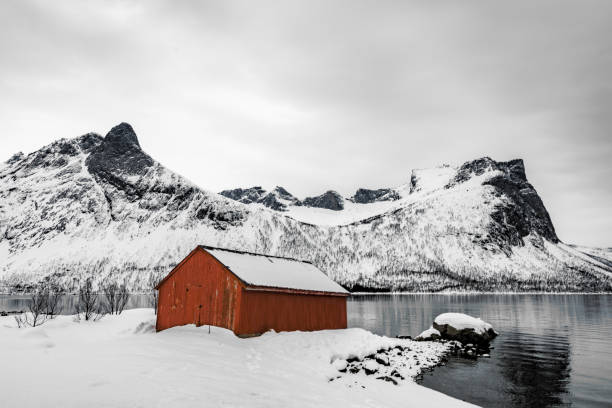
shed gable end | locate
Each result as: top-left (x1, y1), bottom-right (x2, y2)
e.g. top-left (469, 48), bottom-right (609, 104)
top-left (155, 249), bottom-right (243, 332)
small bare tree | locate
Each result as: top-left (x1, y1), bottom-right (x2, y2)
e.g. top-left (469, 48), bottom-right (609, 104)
top-left (75, 278), bottom-right (104, 321)
top-left (102, 281), bottom-right (130, 315)
top-left (45, 285), bottom-right (62, 317)
top-left (14, 285), bottom-right (62, 327)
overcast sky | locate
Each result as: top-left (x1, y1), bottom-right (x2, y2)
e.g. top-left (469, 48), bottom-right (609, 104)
top-left (1, 0), bottom-right (610, 247)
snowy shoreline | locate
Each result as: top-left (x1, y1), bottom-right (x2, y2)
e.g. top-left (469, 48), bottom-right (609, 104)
top-left (2, 290), bottom-right (611, 296)
top-left (350, 291), bottom-right (612, 295)
top-left (0, 309), bottom-right (475, 407)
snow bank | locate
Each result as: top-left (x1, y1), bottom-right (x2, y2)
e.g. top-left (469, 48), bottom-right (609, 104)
top-left (434, 313), bottom-right (493, 335)
top-left (0, 309), bottom-right (474, 408)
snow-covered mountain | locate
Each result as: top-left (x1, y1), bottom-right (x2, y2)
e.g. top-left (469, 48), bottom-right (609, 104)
top-left (1, 123), bottom-right (611, 293)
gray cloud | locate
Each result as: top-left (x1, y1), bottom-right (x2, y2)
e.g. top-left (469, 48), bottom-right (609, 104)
top-left (0, 0), bottom-right (610, 246)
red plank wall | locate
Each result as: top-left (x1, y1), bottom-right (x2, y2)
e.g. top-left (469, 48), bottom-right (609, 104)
top-left (156, 249), bottom-right (243, 332)
top-left (156, 247), bottom-right (348, 336)
top-left (235, 289), bottom-right (347, 336)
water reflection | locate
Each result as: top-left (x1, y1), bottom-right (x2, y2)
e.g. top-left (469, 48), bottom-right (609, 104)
top-left (0, 294), bottom-right (154, 314)
top-left (347, 294), bottom-right (612, 408)
top-left (498, 331), bottom-right (571, 407)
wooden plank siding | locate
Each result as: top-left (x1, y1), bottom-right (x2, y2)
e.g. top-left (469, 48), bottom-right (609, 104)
top-left (156, 246), bottom-right (348, 336)
top-left (156, 249), bottom-right (244, 332)
top-left (235, 290), bottom-right (347, 336)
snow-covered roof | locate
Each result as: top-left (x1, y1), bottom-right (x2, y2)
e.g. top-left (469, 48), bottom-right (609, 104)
top-left (201, 246), bottom-right (349, 295)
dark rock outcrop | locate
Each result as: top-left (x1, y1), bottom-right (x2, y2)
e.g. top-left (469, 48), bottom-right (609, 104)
top-left (84, 123), bottom-right (156, 203)
top-left (219, 186), bottom-right (301, 211)
top-left (484, 161), bottom-right (558, 244)
top-left (302, 190), bottom-right (344, 211)
top-left (259, 186), bottom-right (301, 211)
top-left (86, 123), bottom-right (153, 178)
top-left (449, 157), bottom-right (559, 250)
top-left (6, 152), bottom-right (24, 165)
top-left (77, 133), bottom-right (104, 153)
top-left (219, 186), bottom-right (266, 204)
top-left (350, 188), bottom-right (400, 203)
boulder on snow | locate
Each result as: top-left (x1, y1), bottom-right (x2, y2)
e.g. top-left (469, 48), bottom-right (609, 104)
top-left (432, 313), bottom-right (497, 346)
top-left (374, 353), bottom-right (390, 366)
top-left (415, 326), bottom-right (441, 341)
top-left (363, 360), bottom-right (379, 375)
top-left (332, 359), bottom-right (348, 372)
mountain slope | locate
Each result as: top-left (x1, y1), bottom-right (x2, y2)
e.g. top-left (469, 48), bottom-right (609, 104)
top-left (1, 123), bottom-right (610, 292)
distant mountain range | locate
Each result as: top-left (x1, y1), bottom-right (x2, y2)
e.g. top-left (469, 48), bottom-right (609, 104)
top-left (219, 185), bottom-right (399, 212)
top-left (1, 123), bottom-right (610, 293)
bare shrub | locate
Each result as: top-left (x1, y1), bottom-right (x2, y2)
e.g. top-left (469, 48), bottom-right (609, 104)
top-left (102, 282), bottom-right (130, 315)
top-left (28, 288), bottom-right (48, 327)
top-left (45, 285), bottom-right (63, 317)
top-left (75, 278), bottom-right (104, 321)
top-left (14, 314), bottom-right (26, 328)
top-left (13, 285), bottom-right (63, 327)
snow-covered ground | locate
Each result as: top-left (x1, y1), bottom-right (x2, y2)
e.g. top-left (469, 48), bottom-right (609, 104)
top-left (0, 309), bottom-right (475, 407)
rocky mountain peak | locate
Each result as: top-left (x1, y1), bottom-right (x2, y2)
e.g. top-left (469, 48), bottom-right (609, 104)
top-left (219, 186), bottom-right (301, 211)
top-left (350, 188), bottom-right (400, 204)
top-left (502, 159), bottom-right (527, 182)
top-left (448, 157), bottom-right (527, 187)
top-left (303, 190), bottom-right (344, 211)
top-left (219, 186), bottom-right (266, 204)
top-left (6, 152), bottom-right (24, 165)
top-left (272, 186), bottom-right (292, 197)
top-left (259, 186), bottom-right (301, 211)
top-left (104, 122), bottom-right (141, 150)
top-left (86, 123), bottom-right (153, 178)
top-left (444, 157), bottom-right (558, 245)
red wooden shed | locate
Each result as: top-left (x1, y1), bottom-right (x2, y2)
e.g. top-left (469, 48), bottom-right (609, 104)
top-left (155, 246), bottom-right (349, 336)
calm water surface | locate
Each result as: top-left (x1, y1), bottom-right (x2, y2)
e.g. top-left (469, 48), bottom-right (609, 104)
top-left (347, 294), bottom-right (612, 408)
top-left (2, 294), bottom-right (610, 407)
top-left (0, 294), bottom-right (153, 314)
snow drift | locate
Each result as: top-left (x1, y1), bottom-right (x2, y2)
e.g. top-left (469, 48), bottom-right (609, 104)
top-left (0, 309), bottom-right (475, 408)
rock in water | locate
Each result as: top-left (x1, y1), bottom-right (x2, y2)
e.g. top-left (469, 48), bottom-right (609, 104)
top-left (415, 326), bottom-right (442, 341)
top-left (432, 313), bottom-right (497, 346)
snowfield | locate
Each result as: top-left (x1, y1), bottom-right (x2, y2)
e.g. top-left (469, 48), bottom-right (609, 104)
top-left (0, 309), bottom-right (475, 407)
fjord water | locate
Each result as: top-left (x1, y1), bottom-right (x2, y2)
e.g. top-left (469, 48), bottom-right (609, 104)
top-left (348, 294), bottom-right (612, 408)
top-left (0, 294), bottom-right (154, 315)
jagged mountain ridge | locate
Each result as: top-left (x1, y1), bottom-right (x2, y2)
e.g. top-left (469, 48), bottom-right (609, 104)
top-left (1, 123), bottom-right (611, 293)
top-left (219, 186), bottom-right (400, 212)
